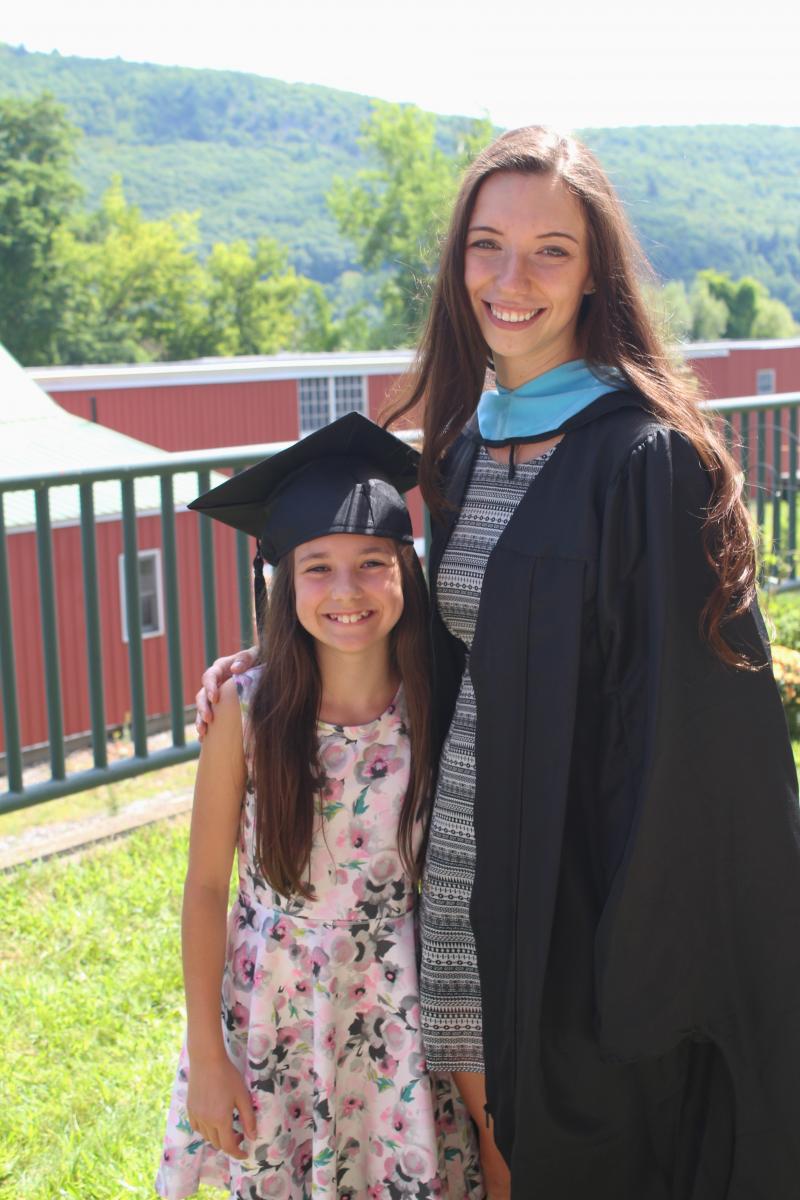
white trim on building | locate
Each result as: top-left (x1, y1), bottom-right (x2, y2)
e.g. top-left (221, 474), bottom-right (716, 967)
top-left (27, 350), bottom-right (416, 393)
top-left (680, 336), bottom-right (800, 357)
top-left (118, 548), bottom-right (165, 641)
top-left (25, 339), bottom-right (800, 393)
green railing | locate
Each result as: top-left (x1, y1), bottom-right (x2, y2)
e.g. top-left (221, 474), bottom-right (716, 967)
top-left (0, 441), bottom-right (295, 816)
top-left (705, 391), bottom-right (800, 585)
top-left (1, 397), bottom-right (798, 816)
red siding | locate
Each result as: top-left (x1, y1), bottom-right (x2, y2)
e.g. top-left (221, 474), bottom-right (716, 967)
top-left (683, 348), bottom-right (800, 495)
top-left (367, 372), bottom-right (411, 421)
top-left (687, 346), bottom-right (800, 400)
top-left (51, 374), bottom-right (419, 452)
top-left (366, 373), bottom-right (423, 535)
top-left (687, 355), bottom-right (735, 399)
top-left (2, 514), bottom-right (246, 754)
top-left (44, 347), bottom-right (800, 459)
top-left (52, 379), bottom-right (300, 451)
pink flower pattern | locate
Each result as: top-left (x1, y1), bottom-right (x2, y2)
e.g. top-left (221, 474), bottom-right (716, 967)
top-left (156, 668), bottom-right (483, 1200)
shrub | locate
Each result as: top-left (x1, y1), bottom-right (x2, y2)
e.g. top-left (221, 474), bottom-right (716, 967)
top-left (764, 592), bottom-right (800, 653)
top-left (770, 644), bottom-right (800, 735)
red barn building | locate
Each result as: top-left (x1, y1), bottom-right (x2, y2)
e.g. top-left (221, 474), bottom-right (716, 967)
top-left (687, 338), bottom-right (800, 489)
top-left (0, 346), bottom-right (242, 763)
top-left (29, 340), bottom-right (800, 532)
top-left (28, 341), bottom-right (800, 452)
top-left (29, 350), bottom-right (426, 543)
top-left (29, 351), bottom-right (416, 451)
top-left (688, 337), bottom-right (800, 400)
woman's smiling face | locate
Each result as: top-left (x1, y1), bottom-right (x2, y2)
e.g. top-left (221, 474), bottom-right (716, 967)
top-left (464, 170), bottom-right (594, 388)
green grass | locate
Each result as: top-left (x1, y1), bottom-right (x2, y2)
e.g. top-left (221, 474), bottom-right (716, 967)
top-left (0, 819), bottom-right (221, 1200)
top-left (3, 726), bottom-right (800, 1197)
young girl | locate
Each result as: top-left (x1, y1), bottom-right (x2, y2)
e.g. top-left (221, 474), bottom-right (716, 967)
top-left (156, 413), bottom-right (483, 1200)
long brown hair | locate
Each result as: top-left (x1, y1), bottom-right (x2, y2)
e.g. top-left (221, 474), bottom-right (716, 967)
top-left (246, 542), bottom-right (432, 899)
top-left (386, 125), bottom-right (756, 667)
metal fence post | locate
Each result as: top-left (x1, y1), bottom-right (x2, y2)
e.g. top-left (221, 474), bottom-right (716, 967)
top-left (79, 482), bottom-right (108, 769)
top-left (160, 473), bottom-right (186, 748)
top-left (0, 492), bottom-right (23, 793)
top-left (35, 488), bottom-right (66, 781)
top-left (197, 469), bottom-right (219, 666)
top-left (121, 478), bottom-right (148, 759)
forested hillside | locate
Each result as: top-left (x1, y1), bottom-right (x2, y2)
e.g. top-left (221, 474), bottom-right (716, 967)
top-left (582, 126), bottom-right (800, 315)
top-left (1, 42), bottom-right (799, 314)
top-left (0, 43), bottom-right (481, 284)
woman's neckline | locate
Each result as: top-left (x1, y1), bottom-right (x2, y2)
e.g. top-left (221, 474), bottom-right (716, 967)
top-left (481, 441), bottom-right (561, 468)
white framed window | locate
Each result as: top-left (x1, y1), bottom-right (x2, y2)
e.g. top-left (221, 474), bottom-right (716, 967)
top-left (756, 368), bottom-right (776, 395)
top-left (118, 548), bottom-right (164, 641)
top-left (299, 376), bottom-right (366, 435)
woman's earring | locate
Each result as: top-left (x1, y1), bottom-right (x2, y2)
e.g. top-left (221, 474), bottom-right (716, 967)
top-left (585, 286), bottom-right (596, 295)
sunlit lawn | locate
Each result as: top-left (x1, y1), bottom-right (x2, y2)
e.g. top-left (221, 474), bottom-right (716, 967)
top-left (0, 819), bottom-right (222, 1200)
top-left (2, 720), bottom-right (800, 1198)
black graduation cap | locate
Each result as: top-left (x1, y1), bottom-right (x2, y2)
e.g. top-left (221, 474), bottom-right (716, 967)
top-left (189, 411), bottom-right (420, 566)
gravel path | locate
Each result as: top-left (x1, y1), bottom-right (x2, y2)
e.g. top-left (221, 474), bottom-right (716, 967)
top-left (0, 726), bottom-right (198, 870)
top-left (0, 790), bottom-right (194, 870)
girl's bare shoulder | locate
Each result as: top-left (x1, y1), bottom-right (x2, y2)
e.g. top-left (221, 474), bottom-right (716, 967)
top-left (201, 676), bottom-right (247, 757)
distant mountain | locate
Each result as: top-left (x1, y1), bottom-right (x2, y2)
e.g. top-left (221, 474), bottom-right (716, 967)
top-left (582, 124), bottom-right (800, 315)
top-left (2, 43), bottom-right (799, 312)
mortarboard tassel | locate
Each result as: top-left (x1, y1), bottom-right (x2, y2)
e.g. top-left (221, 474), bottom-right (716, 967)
top-left (507, 443), bottom-right (517, 481)
top-left (253, 541), bottom-right (267, 635)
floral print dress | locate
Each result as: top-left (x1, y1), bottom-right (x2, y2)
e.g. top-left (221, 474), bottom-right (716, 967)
top-left (156, 668), bottom-right (483, 1200)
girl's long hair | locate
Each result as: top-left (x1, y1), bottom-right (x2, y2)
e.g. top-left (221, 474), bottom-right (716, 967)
top-left (246, 543), bottom-right (432, 899)
top-left (385, 125), bottom-right (756, 668)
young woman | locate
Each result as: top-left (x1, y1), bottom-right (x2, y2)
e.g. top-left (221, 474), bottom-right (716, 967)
top-left (198, 129), bottom-right (800, 1199)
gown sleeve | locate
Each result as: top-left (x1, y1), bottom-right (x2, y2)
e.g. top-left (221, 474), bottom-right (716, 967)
top-left (594, 427), bottom-right (800, 1184)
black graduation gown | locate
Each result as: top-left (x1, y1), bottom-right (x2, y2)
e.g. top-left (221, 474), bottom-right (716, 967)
top-left (428, 391), bottom-right (800, 1199)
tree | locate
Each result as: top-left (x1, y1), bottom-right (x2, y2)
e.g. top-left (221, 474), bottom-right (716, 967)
top-left (200, 237), bottom-right (312, 357)
top-left (55, 178), bottom-right (208, 363)
top-left (648, 271), bottom-right (798, 345)
top-left (0, 92), bottom-right (371, 365)
top-left (295, 281), bottom-right (370, 353)
top-left (697, 270), bottom-right (797, 339)
top-left (688, 276), bottom-right (729, 340)
top-left (726, 276), bottom-right (761, 340)
top-left (328, 101), bottom-right (493, 347)
top-left (0, 93), bottom-right (82, 364)
top-left (200, 239), bottom-right (372, 357)
top-left (750, 296), bottom-right (798, 339)
top-left (53, 182), bottom-right (360, 363)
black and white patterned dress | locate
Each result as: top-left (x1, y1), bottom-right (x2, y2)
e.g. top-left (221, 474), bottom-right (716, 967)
top-left (420, 442), bottom-right (556, 1072)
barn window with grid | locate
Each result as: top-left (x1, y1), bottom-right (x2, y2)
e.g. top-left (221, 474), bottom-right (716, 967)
top-left (118, 549), bottom-right (164, 641)
top-left (299, 376), bottom-right (366, 434)
top-left (334, 376), bottom-right (366, 418)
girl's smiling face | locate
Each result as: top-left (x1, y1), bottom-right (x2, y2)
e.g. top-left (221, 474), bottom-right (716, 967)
top-left (292, 533), bottom-right (404, 661)
top-left (464, 170), bottom-right (594, 388)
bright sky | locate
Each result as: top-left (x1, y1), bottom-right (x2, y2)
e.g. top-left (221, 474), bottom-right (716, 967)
top-left (1, 0), bottom-right (798, 129)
